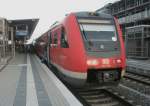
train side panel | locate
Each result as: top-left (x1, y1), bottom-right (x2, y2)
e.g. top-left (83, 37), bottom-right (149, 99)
top-left (114, 17), bottom-right (126, 69)
top-left (35, 33), bottom-right (48, 59)
top-left (61, 14), bottom-right (87, 72)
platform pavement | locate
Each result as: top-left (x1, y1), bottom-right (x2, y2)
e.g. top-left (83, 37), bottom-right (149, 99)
top-left (0, 53), bottom-right (82, 106)
top-left (0, 56), bottom-right (12, 71)
top-left (127, 59), bottom-right (150, 70)
top-left (0, 53), bottom-right (26, 106)
top-left (126, 59), bottom-right (150, 78)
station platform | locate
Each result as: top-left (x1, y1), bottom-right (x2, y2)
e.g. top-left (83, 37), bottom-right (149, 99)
top-left (127, 59), bottom-right (150, 77)
top-left (0, 56), bottom-right (12, 71)
top-left (127, 59), bottom-right (150, 70)
top-left (0, 53), bottom-right (82, 106)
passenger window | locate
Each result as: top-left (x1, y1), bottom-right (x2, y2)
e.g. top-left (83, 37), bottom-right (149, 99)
top-left (61, 27), bottom-right (69, 48)
top-left (48, 32), bottom-right (52, 45)
top-left (53, 33), bottom-right (58, 47)
top-left (54, 33), bottom-right (57, 44)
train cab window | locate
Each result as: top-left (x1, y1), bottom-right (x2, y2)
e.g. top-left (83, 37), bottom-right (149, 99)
top-left (61, 27), bottom-right (69, 48)
top-left (78, 19), bottom-right (120, 52)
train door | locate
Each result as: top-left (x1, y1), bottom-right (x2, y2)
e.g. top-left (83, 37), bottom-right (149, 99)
top-left (56, 27), bottom-right (62, 65)
top-left (47, 32), bottom-right (51, 64)
top-left (50, 29), bottom-right (59, 63)
top-left (50, 31), bottom-right (54, 62)
top-left (43, 35), bottom-right (48, 61)
top-left (59, 26), bottom-right (69, 67)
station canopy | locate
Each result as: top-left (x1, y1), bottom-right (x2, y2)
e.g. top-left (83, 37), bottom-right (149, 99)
top-left (9, 19), bottom-right (39, 39)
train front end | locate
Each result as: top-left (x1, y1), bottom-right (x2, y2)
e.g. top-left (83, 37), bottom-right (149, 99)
top-left (76, 12), bottom-right (126, 86)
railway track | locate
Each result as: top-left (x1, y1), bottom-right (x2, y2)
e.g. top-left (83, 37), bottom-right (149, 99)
top-left (124, 72), bottom-right (150, 86)
top-left (121, 71), bottom-right (150, 96)
top-left (49, 65), bottom-right (138, 106)
top-left (73, 88), bottom-right (135, 106)
top-left (49, 63), bottom-right (146, 106)
top-left (72, 71), bottom-right (150, 106)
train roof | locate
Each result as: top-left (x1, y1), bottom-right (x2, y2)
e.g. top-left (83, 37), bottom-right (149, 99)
top-left (36, 11), bottom-right (114, 42)
top-left (74, 11), bottom-right (113, 19)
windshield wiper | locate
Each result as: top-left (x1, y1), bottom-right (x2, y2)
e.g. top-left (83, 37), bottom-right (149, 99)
top-left (80, 24), bottom-right (88, 41)
top-left (80, 24), bottom-right (93, 47)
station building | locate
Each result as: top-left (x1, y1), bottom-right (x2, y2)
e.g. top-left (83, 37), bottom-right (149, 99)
top-left (96, 0), bottom-right (150, 59)
top-left (0, 17), bottom-right (39, 63)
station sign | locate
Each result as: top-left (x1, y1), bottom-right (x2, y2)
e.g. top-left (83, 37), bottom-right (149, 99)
top-left (16, 30), bottom-right (28, 37)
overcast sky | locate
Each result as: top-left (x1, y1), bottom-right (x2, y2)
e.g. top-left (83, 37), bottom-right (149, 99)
top-left (0, 0), bottom-right (118, 42)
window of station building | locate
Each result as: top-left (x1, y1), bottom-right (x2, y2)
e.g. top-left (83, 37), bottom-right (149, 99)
top-left (16, 24), bottom-right (27, 30)
top-left (61, 27), bottom-right (69, 48)
top-left (0, 21), bottom-right (2, 34)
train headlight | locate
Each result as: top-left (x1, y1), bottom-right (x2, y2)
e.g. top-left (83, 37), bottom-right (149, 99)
top-left (116, 59), bottom-right (121, 64)
top-left (87, 59), bottom-right (99, 66)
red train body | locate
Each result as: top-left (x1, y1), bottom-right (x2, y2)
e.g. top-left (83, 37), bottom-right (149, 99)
top-left (35, 12), bottom-right (126, 87)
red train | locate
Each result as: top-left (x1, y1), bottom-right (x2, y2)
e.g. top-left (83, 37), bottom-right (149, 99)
top-left (35, 12), bottom-right (126, 87)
